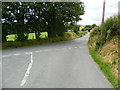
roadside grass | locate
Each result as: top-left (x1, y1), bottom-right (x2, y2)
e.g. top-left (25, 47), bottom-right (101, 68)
top-left (89, 48), bottom-right (118, 89)
top-left (2, 31), bottom-right (87, 49)
top-left (78, 31), bottom-right (87, 35)
top-left (88, 32), bottom-right (119, 89)
top-left (88, 15), bottom-right (119, 89)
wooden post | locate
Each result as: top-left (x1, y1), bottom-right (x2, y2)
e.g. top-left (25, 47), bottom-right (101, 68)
top-left (101, 0), bottom-right (106, 36)
top-left (102, 0), bottom-right (106, 24)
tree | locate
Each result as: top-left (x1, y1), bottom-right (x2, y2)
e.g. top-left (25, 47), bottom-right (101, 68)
top-left (2, 2), bottom-right (26, 41)
top-left (84, 25), bottom-right (91, 32)
top-left (91, 24), bottom-right (97, 28)
top-left (73, 25), bottom-right (80, 34)
top-left (43, 2), bottom-right (84, 37)
top-left (2, 2), bottom-right (13, 42)
top-left (2, 2), bottom-right (85, 41)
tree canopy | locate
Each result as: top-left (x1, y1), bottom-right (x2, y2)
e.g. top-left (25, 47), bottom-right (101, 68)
top-left (2, 2), bottom-right (85, 42)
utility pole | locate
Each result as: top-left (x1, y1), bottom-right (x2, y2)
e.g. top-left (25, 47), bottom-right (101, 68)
top-left (102, 0), bottom-right (106, 24)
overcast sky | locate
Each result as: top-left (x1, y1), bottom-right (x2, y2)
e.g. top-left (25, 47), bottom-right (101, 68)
top-left (78, 0), bottom-right (119, 25)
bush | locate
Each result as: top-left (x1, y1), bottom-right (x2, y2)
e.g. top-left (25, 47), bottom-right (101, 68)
top-left (84, 25), bottom-right (91, 31)
top-left (78, 31), bottom-right (88, 36)
top-left (106, 29), bottom-right (112, 40)
top-left (73, 25), bottom-right (80, 34)
top-left (101, 15), bottom-right (119, 37)
top-left (65, 32), bottom-right (77, 38)
top-left (90, 15), bottom-right (119, 51)
top-left (95, 37), bottom-right (106, 51)
top-left (91, 24), bottom-right (97, 28)
top-left (90, 27), bottom-right (100, 37)
top-left (84, 24), bottom-right (96, 32)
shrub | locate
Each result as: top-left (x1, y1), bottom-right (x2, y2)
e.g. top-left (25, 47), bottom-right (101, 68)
top-left (90, 27), bottom-right (100, 37)
top-left (84, 24), bottom-right (96, 32)
top-left (73, 25), bottom-right (80, 34)
top-left (106, 29), bottom-right (112, 40)
top-left (95, 36), bottom-right (106, 51)
top-left (91, 24), bottom-right (97, 28)
top-left (65, 32), bottom-right (77, 38)
top-left (84, 25), bottom-right (91, 31)
top-left (90, 15), bottom-right (119, 51)
top-left (101, 15), bottom-right (119, 37)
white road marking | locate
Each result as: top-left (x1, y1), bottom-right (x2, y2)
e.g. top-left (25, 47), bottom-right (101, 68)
top-left (2, 52), bottom-right (30, 58)
top-left (68, 47), bottom-right (71, 50)
top-left (25, 52), bottom-right (32, 54)
top-left (13, 53), bottom-right (21, 56)
top-left (35, 51), bottom-right (41, 53)
top-left (2, 47), bottom-right (76, 58)
top-left (74, 47), bottom-right (78, 49)
top-left (20, 52), bottom-right (33, 86)
top-left (2, 55), bottom-right (12, 58)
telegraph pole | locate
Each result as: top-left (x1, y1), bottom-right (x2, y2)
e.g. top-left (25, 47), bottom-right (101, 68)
top-left (102, 0), bottom-right (106, 24)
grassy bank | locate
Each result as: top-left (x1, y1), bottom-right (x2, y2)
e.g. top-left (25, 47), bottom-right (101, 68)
top-left (88, 33), bottom-right (118, 89)
top-left (89, 48), bottom-right (118, 88)
top-left (2, 31), bottom-right (87, 49)
top-left (88, 15), bottom-right (119, 89)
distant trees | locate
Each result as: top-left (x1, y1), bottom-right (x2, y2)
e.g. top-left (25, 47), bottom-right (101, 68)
top-left (2, 2), bottom-right (85, 42)
top-left (82, 24), bottom-right (96, 32)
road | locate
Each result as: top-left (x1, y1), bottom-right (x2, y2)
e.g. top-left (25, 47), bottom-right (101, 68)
top-left (2, 33), bottom-right (113, 88)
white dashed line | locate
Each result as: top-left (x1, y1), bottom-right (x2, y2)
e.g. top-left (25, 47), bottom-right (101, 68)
top-left (68, 47), bottom-right (71, 50)
top-left (34, 51), bottom-right (41, 53)
top-left (3, 47), bottom-right (76, 58)
top-left (2, 55), bottom-right (12, 58)
top-left (25, 52), bottom-right (32, 54)
top-left (13, 53), bottom-right (21, 56)
top-left (74, 47), bottom-right (78, 49)
top-left (20, 52), bottom-right (33, 86)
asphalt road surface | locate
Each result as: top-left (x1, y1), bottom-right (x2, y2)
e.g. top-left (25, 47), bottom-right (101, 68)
top-left (2, 33), bottom-right (113, 88)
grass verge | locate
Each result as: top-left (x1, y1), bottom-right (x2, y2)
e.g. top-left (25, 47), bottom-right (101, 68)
top-left (89, 48), bottom-right (118, 89)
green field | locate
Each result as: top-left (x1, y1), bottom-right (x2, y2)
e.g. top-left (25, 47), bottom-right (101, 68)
top-left (6, 34), bottom-right (17, 41)
top-left (6, 32), bottom-right (48, 41)
top-left (80, 25), bottom-right (85, 30)
top-left (39, 32), bottom-right (48, 38)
